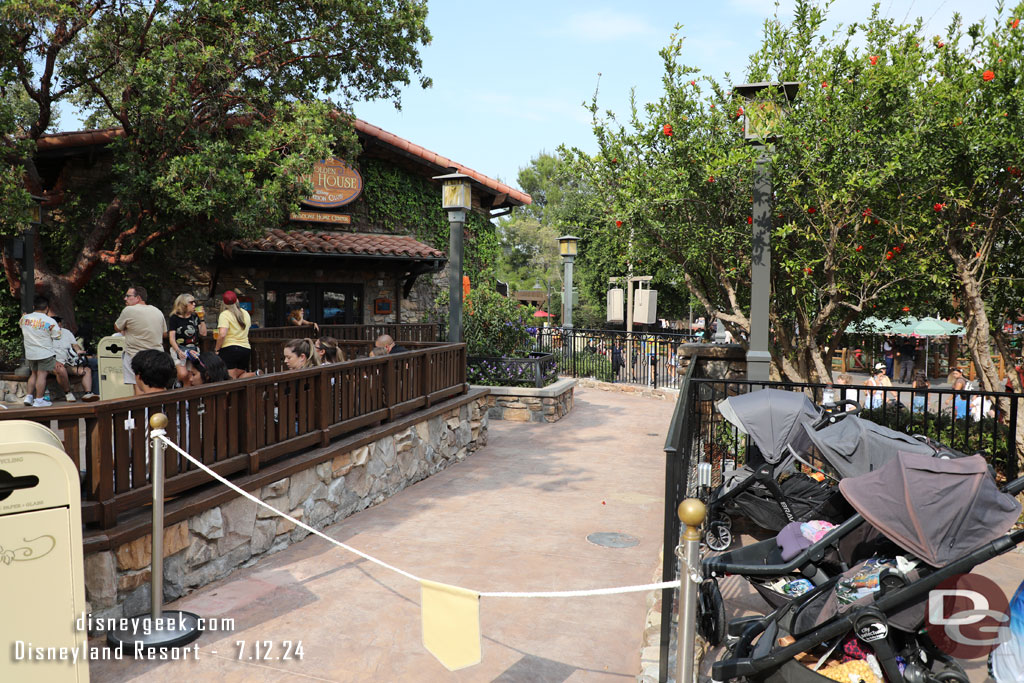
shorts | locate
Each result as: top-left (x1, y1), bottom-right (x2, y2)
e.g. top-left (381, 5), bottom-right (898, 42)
top-left (219, 345), bottom-right (251, 371)
top-left (122, 352), bottom-right (137, 384)
top-left (28, 356), bottom-right (56, 372)
top-left (172, 345), bottom-right (198, 367)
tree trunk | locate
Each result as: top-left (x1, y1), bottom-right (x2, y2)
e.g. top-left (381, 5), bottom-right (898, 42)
top-left (951, 246), bottom-right (1024, 473)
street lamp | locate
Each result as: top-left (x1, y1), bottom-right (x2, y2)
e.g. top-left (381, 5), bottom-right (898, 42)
top-left (557, 235), bottom-right (579, 329)
top-left (433, 172), bottom-right (473, 343)
top-left (734, 82), bottom-right (799, 382)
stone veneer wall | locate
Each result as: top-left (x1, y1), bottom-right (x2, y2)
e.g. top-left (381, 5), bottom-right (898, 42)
top-left (476, 378), bottom-right (576, 423)
top-left (82, 395), bottom-right (489, 630)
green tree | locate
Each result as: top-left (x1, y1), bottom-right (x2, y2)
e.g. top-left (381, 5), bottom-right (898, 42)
top-left (0, 0), bottom-right (432, 326)
top-left (565, 1), bottom-right (1024, 384)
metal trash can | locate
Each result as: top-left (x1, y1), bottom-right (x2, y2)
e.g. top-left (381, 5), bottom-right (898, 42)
top-left (0, 421), bottom-right (89, 682)
top-left (97, 335), bottom-right (134, 401)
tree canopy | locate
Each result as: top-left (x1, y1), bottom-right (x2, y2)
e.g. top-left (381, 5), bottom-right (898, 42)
top-left (562, 0), bottom-right (1023, 383)
top-left (0, 0), bottom-right (432, 324)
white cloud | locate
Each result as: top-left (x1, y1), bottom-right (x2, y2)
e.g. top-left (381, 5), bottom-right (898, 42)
top-left (561, 9), bottom-right (658, 42)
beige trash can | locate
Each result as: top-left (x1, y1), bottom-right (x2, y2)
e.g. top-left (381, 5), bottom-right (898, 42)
top-left (97, 335), bottom-right (134, 401)
top-left (0, 421), bottom-right (89, 682)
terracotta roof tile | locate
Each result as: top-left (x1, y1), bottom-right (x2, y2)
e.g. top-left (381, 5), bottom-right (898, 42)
top-left (36, 116), bottom-right (533, 208)
top-left (228, 229), bottom-right (445, 260)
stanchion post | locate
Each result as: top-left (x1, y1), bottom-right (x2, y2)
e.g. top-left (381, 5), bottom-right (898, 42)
top-left (151, 413), bottom-right (166, 620)
top-left (107, 413), bottom-right (204, 651)
top-left (675, 498), bottom-right (706, 683)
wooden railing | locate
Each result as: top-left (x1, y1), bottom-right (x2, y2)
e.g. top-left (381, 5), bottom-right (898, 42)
top-left (0, 343), bottom-right (467, 529)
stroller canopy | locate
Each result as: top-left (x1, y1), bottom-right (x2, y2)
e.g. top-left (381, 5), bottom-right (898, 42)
top-left (839, 453), bottom-right (1021, 567)
top-left (803, 415), bottom-right (935, 479)
top-left (716, 389), bottom-right (819, 465)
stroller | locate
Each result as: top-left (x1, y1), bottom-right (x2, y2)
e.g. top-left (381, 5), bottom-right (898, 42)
top-left (708, 452), bottom-right (1024, 682)
top-left (698, 414), bottom-right (970, 644)
top-left (704, 389), bottom-right (862, 551)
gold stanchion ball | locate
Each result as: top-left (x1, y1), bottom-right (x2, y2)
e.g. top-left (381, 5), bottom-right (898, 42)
top-left (149, 412), bottom-right (168, 430)
top-left (677, 498), bottom-right (706, 527)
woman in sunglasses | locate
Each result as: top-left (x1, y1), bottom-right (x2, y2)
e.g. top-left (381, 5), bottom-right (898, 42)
top-left (169, 293), bottom-right (207, 385)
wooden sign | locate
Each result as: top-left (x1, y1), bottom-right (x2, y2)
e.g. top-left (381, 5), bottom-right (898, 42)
top-left (290, 211), bottom-right (352, 224)
top-left (300, 157), bottom-right (363, 208)
top-left (374, 298), bottom-right (392, 315)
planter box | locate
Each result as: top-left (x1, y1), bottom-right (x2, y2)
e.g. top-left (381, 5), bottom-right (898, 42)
top-left (474, 378), bottom-right (576, 423)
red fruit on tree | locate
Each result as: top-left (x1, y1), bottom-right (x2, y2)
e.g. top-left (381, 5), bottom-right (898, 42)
top-left (1009, 166), bottom-right (1021, 177)
top-left (708, 176), bottom-right (715, 183)
top-left (886, 252), bottom-right (894, 260)
top-left (1012, 18), bottom-right (1020, 29)
top-left (690, 80), bottom-right (696, 86)
top-left (808, 207), bottom-right (817, 214)
top-left (902, 307), bottom-right (910, 312)
top-left (856, 245), bottom-right (863, 252)
top-left (870, 55), bottom-right (879, 65)
top-left (934, 202), bottom-right (945, 212)
top-left (747, 216), bottom-right (753, 224)
top-left (804, 267), bottom-right (813, 274)
top-left (862, 208), bottom-right (872, 217)
top-left (983, 70), bottom-right (995, 81)
top-left (615, 220), bottom-right (623, 227)
top-left (821, 81), bottom-right (828, 88)
top-left (662, 123), bottom-right (673, 136)
top-left (611, 158), bottom-right (617, 163)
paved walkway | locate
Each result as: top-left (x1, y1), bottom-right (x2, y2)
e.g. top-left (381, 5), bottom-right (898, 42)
top-left (90, 386), bottom-right (676, 682)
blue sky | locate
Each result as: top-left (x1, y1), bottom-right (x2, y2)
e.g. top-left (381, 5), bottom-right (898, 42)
top-left (353, 0), bottom-right (1004, 192)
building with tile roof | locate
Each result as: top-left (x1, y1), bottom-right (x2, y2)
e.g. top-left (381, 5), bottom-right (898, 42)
top-left (33, 119), bottom-right (531, 328)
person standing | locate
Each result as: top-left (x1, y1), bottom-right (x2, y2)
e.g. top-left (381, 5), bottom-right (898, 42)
top-left (882, 337), bottom-right (895, 378)
top-left (19, 295), bottom-right (61, 407)
top-left (897, 338), bottom-right (917, 384)
top-left (114, 285), bottom-right (167, 395)
top-left (215, 290), bottom-right (252, 378)
top-left (168, 293), bottom-right (207, 386)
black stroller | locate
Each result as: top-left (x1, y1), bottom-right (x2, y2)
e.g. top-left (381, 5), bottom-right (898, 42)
top-left (704, 389), bottom-right (861, 551)
top-left (708, 452), bottom-right (1024, 682)
top-left (705, 389), bottom-right (949, 551)
top-left (698, 414), bottom-right (970, 644)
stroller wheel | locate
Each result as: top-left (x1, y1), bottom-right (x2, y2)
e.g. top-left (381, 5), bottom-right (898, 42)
top-left (705, 525), bottom-right (733, 551)
top-left (713, 513), bottom-right (732, 530)
top-left (697, 580), bottom-right (726, 646)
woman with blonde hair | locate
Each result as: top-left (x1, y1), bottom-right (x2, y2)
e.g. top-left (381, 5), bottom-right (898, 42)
top-left (315, 336), bottom-right (344, 364)
top-left (215, 291), bottom-right (252, 378)
top-left (168, 293), bottom-right (207, 385)
top-left (283, 338), bottom-right (322, 370)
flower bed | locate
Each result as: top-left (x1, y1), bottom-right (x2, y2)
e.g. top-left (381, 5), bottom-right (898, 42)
top-left (467, 353), bottom-right (558, 388)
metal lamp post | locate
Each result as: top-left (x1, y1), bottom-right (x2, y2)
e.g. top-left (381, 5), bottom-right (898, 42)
top-left (434, 173), bottom-right (473, 343)
top-left (557, 235), bottom-right (579, 329)
top-left (734, 81), bottom-right (800, 382)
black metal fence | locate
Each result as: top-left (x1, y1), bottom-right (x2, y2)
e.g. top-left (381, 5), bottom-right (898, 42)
top-left (533, 327), bottom-right (701, 389)
top-left (656, 368), bottom-right (1024, 681)
top-left (466, 353), bottom-right (558, 388)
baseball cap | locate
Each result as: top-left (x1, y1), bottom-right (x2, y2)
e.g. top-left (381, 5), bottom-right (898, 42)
top-left (222, 290), bottom-right (238, 305)
top-left (874, 362), bottom-right (886, 372)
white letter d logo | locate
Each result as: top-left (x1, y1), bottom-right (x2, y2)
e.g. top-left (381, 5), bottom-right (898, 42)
top-left (929, 589), bottom-right (990, 626)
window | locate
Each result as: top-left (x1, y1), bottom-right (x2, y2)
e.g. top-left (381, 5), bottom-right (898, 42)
top-left (265, 283), bottom-right (364, 326)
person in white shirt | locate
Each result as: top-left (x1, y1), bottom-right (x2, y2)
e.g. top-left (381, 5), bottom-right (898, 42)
top-left (51, 316), bottom-right (99, 402)
top-left (18, 295), bottom-right (61, 407)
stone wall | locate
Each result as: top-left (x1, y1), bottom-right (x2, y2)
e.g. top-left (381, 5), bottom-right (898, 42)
top-left (477, 378), bottom-right (576, 423)
top-left (82, 395), bottom-right (489, 630)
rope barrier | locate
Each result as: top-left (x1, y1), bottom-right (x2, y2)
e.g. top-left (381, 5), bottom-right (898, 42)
top-left (156, 434), bottom-right (682, 598)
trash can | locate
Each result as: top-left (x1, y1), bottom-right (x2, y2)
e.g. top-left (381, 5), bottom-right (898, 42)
top-left (0, 420), bottom-right (89, 682)
top-left (97, 335), bottom-right (134, 401)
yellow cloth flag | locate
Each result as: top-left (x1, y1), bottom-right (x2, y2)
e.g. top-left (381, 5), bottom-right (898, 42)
top-left (420, 579), bottom-right (481, 671)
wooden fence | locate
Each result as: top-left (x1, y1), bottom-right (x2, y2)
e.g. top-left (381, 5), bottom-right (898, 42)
top-left (0, 342), bottom-right (466, 530)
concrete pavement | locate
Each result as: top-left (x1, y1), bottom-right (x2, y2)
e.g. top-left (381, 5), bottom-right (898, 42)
top-left (89, 386), bottom-right (676, 682)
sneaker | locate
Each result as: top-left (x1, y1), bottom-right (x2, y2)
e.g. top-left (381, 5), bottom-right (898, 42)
top-left (32, 398), bottom-right (52, 407)
top-left (24, 394), bottom-right (34, 406)
top-left (81, 393), bottom-right (100, 402)
top-left (65, 392), bottom-right (77, 402)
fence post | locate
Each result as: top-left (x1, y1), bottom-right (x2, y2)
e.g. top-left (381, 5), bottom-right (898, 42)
top-left (675, 498), bottom-right (706, 683)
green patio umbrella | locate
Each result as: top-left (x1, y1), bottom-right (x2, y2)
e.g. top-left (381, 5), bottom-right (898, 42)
top-left (891, 317), bottom-right (965, 376)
